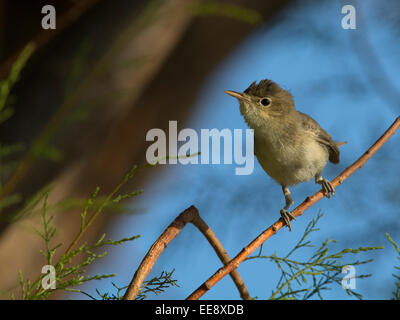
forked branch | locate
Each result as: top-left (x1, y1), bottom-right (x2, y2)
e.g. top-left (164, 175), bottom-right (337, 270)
top-left (123, 206), bottom-right (251, 300)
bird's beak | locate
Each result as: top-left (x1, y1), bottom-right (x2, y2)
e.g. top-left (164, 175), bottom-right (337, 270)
top-left (224, 90), bottom-right (251, 103)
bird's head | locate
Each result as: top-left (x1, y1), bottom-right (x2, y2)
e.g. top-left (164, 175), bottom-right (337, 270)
top-left (225, 79), bottom-right (296, 128)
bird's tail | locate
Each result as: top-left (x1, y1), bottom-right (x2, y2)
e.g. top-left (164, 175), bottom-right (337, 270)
top-left (335, 141), bottom-right (347, 147)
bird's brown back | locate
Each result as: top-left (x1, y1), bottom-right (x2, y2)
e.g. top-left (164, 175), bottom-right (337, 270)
top-left (297, 111), bottom-right (341, 164)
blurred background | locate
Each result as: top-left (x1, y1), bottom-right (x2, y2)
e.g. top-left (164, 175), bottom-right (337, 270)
top-left (0, 0), bottom-right (399, 300)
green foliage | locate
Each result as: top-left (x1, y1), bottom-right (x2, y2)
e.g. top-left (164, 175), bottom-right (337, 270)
top-left (0, 43), bottom-right (35, 198)
top-left (191, 1), bottom-right (262, 26)
top-left (64, 41), bottom-right (92, 98)
top-left (385, 233), bottom-right (400, 299)
top-left (0, 47), bottom-right (176, 299)
top-left (1, 39), bottom-right (94, 206)
top-left (15, 165), bottom-right (143, 299)
top-left (6, 183), bottom-right (53, 224)
top-left (246, 212), bottom-right (384, 300)
top-left (0, 193), bottom-right (21, 212)
top-left (136, 269), bottom-right (180, 300)
top-left (0, 43), bottom-right (35, 121)
top-left (0, 42), bottom-right (66, 217)
top-left (83, 269), bottom-right (179, 300)
top-left (0, 143), bottom-right (25, 158)
top-left (39, 146), bottom-right (63, 163)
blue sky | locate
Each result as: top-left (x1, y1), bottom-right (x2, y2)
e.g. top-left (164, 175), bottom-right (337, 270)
top-left (76, 0), bottom-right (400, 300)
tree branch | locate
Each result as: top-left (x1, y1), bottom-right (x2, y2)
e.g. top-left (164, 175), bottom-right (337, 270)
top-left (186, 116), bottom-right (400, 300)
top-left (123, 205), bottom-right (251, 300)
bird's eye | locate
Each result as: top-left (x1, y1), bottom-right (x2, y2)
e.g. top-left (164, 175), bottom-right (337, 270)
top-left (260, 98), bottom-right (271, 106)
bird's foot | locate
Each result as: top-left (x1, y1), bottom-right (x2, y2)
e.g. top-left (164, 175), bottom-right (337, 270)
top-left (280, 209), bottom-right (296, 231)
top-left (317, 178), bottom-right (335, 198)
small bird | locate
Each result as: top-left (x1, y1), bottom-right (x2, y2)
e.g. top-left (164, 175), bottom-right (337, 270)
top-left (225, 79), bottom-right (345, 231)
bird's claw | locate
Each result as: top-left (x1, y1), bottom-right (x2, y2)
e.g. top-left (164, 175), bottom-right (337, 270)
top-left (280, 209), bottom-right (296, 231)
top-left (320, 178), bottom-right (335, 198)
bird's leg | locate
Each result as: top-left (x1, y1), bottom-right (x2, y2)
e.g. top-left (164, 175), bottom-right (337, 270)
top-left (315, 174), bottom-right (335, 198)
top-left (280, 185), bottom-right (295, 231)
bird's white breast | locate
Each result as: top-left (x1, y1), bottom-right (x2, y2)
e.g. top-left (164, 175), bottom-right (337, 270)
top-left (254, 126), bottom-right (328, 186)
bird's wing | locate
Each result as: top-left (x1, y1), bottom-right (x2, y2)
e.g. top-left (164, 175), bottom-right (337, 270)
top-left (297, 111), bottom-right (341, 164)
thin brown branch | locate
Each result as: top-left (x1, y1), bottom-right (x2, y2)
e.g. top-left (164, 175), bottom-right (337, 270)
top-left (190, 210), bottom-right (251, 300)
top-left (123, 206), bottom-right (251, 300)
top-left (186, 116), bottom-right (400, 300)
